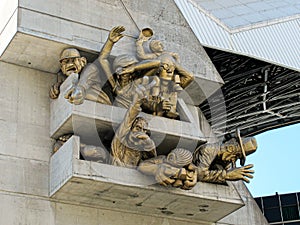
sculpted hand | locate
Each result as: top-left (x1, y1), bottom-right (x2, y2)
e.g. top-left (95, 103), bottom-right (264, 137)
top-left (109, 26), bottom-right (125, 43)
top-left (134, 84), bottom-right (148, 103)
top-left (137, 31), bottom-right (151, 42)
top-left (155, 163), bottom-right (180, 186)
top-left (161, 100), bottom-right (172, 111)
top-left (64, 85), bottom-right (86, 105)
top-left (172, 53), bottom-right (180, 62)
top-left (115, 65), bottom-right (135, 75)
top-left (49, 81), bottom-right (62, 99)
top-left (182, 164), bottom-right (198, 190)
top-left (225, 164), bottom-right (254, 183)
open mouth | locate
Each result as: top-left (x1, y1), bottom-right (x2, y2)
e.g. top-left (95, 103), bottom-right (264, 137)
top-left (64, 65), bottom-right (78, 75)
top-left (66, 65), bottom-right (77, 72)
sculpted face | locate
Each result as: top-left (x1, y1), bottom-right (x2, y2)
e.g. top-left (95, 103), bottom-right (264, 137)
top-left (150, 40), bottom-right (164, 53)
top-left (221, 150), bottom-right (238, 164)
top-left (59, 48), bottom-right (87, 76)
top-left (128, 117), bottom-right (150, 142)
top-left (115, 66), bottom-right (133, 87)
top-left (157, 53), bottom-right (177, 81)
top-left (159, 59), bottom-right (175, 81)
top-left (126, 117), bottom-right (152, 151)
top-left (131, 118), bottom-right (148, 137)
top-left (60, 57), bottom-right (84, 76)
top-left (219, 140), bottom-right (241, 164)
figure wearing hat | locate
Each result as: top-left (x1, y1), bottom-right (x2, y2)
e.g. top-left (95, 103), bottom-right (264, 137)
top-left (49, 48), bottom-right (87, 100)
top-left (50, 47), bottom-right (112, 105)
top-left (99, 26), bottom-right (161, 108)
top-left (193, 129), bottom-right (257, 184)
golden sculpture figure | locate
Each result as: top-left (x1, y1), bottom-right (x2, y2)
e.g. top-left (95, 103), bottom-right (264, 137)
top-left (50, 48), bottom-right (112, 105)
top-left (136, 29), bottom-right (182, 92)
top-left (193, 129), bottom-right (257, 184)
top-left (110, 85), bottom-right (157, 168)
top-left (138, 148), bottom-right (197, 190)
top-left (135, 28), bottom-right (194, 118)
top-left (99, 26), bottom-right (160, 108)
top-left (139, 129), bottom-right (256, 188)
top-left (52, 26), bottom-right (194, 120)
top-left (49, 48), bottom-right (87, 99)
top-left (53, 134), bottom-right (108, 163)
top-left (53, 133), bottom-right (74, 153)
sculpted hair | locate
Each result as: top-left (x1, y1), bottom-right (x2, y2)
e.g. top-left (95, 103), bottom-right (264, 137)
top-left (167, 148), bottom-right (193, 167)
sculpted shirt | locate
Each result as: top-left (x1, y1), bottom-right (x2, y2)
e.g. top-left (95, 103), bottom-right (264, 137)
top-left (78, 62), bottom-right (112, 105)
top-left (114, 80), bottom-right (139, 109)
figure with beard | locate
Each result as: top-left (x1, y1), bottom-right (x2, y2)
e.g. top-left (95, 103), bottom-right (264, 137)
top-left (110, 85), bottom-right (157, 168)
top-left (193, 129), bottom-right (257, 184)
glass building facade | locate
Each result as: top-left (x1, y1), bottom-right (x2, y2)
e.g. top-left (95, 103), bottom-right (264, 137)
top-left (255, 192), bottom-right (300, 225)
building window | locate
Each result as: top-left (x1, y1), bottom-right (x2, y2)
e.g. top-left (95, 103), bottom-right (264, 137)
top-left (264, 207), bottom-right (282, 223)
top-left (263, 195), bottom-right (280, 208)
top-left (280, 193), bottom-right (300, 221)
top-left (281, 193), bottom-right (297, 206)
top-left (282, 205), bottom-right (299, 221)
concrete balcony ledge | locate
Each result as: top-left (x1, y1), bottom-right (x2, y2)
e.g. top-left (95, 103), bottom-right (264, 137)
top-left (50, 135), bottom-right (244, 223)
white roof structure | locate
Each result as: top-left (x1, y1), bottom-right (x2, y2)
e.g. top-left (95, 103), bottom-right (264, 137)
top-left (174, 0), bottom-right (300, 72)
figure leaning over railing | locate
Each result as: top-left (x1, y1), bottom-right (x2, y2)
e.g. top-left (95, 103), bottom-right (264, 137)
top-left (50, 47), bottom-right (112, 105)
top-left (193, 129), bottom-right (256, 184)
top-left (110, 82), bottom-right (157, 168)
top-left (99, 26), bottom-right (161, 109)
top-left (138, 129), bottom-right (257, 189)
top-left (135, 28), bottom-right (194, 118)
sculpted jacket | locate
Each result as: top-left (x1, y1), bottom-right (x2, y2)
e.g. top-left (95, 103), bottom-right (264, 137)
top-left (194, 143), bottom-right (231, 184)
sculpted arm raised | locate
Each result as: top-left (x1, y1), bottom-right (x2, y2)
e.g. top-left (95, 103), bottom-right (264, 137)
top-left (113, 92), bottom-right (144, 143)
top-left (111, 85), bottom-right (156, 167)
top-left (136, 30), bottom-right (158, 60)
top-left (99, 26), bottom-right (125, 90)
top-left (116, 59), bottom-right (160, 77)
top-left (136, 40), bottom-right (157, 60)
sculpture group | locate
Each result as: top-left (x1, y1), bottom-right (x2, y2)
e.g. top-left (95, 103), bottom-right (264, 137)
top-left (50, 26), bottom-right (257, 190)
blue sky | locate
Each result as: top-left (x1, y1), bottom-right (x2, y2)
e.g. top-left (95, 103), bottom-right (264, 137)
top-left (246, 123), bottom-right (300, 197)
